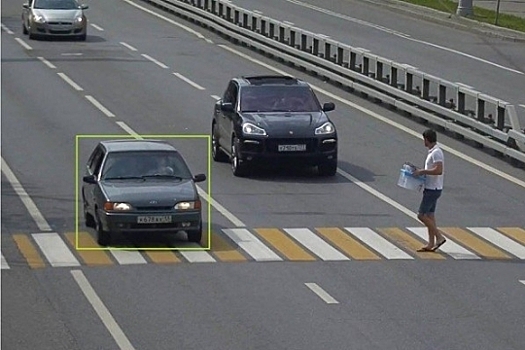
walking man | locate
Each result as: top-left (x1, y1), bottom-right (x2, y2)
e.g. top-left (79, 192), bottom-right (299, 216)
top-left (413, 129), bottom-right (447, 252)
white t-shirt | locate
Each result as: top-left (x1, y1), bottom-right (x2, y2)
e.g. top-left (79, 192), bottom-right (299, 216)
top-left (424, 145), bottom-right (444, 190)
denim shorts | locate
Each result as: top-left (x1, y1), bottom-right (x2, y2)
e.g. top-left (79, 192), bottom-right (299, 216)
top-left (418, 189), bottom-right (442, 214)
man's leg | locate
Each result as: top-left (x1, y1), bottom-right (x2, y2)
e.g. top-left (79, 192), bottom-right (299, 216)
top-left (417, 191), bottom-right (435, 249)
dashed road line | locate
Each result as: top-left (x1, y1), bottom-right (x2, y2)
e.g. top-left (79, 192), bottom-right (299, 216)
top-left (37, 56), bottom-right (57, 69)
top-left (90, 23), bottom-right (104, 31)
top-left (141, 54), bottom-right (169, 69)
top-left (85, 95), bottom-right (115, 117)
top-left (1, 253), bottom-right (10, 269)
top-left (1, 23), bottom-right (14, 34)
top-left (58, 72), bottom-right (84, 91)
top-left (172, 72), bottom-right (206, 90)
top-left (120, 42), bottom-right (138, 51)
top-left (211, 95), bottom-right (221, 100)
top-left (14, 37), bottom-right (32, 50)
top-left (115, 121), bottom-right (143, 139)
top-left (305, 283), bottom-right (339, 304)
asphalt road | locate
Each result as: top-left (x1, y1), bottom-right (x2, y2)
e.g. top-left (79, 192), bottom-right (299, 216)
top-left (2, 0), bottom-right (525, 349)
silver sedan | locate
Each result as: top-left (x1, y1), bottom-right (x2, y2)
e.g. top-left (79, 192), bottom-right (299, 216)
top-left (22, 0), bottom-right (89, 41)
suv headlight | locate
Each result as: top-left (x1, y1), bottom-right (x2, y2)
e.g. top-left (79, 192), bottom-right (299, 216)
top-left (175, 201), bottom-right (201, 210)
top-left (242, 123), bottom-right (266, 136)
top-left (315, 122), bottom-right (335, 135)
top-left (104, 202), bottom-right (133, 211)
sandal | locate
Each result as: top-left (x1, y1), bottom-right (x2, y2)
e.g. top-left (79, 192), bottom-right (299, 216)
top-left (416, 247), bottom-right (434, 252)
top-left (432, 239), bottom-right (447, 251)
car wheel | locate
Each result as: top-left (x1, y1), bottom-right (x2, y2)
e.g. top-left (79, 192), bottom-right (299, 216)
top-left (211, 123), bottom-right (228, 162)
top-left (318, 160), bottom-right (337, 176)
top-left (23, 23), bottom-right (28, 35)
top-left (95, 212), bottom-right (111, 246)
top-left (231, 136), bottom-right (248, 177)
top-left (28, 31), bottom-right (36, 40)
top-left (186, 222), bottom-right (202, 244)
top-left (78, 34), bottom-right (86, 41)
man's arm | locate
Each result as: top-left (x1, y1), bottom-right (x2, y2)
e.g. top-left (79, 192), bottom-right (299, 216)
top-left (414, 161), bottom-right (443, 176)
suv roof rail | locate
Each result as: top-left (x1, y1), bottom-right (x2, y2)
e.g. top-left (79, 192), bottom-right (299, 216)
top-left (242, 75), bottom-right (299, 85)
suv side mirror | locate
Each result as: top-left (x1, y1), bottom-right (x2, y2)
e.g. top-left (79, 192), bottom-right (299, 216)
top-left (193, 174), bottom-right (206, 183)
top-left (83, 175), bottom-right (97, 184)
top-left (322, 102), bottom-right (335, 112)
top-left (220, 102), bottom-right (234, 112)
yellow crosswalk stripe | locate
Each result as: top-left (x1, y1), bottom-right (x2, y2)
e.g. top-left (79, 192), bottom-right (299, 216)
top-left (65, 232), bottom-right (114, 266)
top-left (497, 227), bottom-right (525, 245)
top-left (13, 234), bottom-right (46, 269)
top-left (378, 228), bottom-right (446, 260)
top-left (315, 227), bottom-right (381, 260)
top-left (144, 250), bottom-right (181, 264)
top-left (209, 233), bottom-right (247, 262)
top-left (440, 227), bottom-right (512, 259)
top-left (255, 228), bottom-right (316, 261)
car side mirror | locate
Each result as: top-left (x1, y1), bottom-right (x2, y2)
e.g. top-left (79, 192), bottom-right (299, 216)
top-left (220, 102), bottom-right (234, 112)
top-left (80, 4), bottom-right (89, 9)
top-left (193, 174), bottom-right (206, 183)
top-left (83, 175), bottom-right (97, 184)
top-left (23, 3), bottom-right (29, 9)
top-left (322, 102), bottom-right (335, 112)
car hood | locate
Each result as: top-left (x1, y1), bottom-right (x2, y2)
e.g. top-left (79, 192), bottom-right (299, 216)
top-left (241, 112), bottom-right (327, 136)
top-left (100, 180), bottom-right (197, 206)
top-left (34, 9), bottom-right (83, 21)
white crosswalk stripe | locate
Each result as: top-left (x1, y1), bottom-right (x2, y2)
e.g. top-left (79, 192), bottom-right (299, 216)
top-left (467, 227), bottom-right (525, 259)
top-left (110, 250), bottom-right (147, 265)
top-left (32, 232), bottom-right (81, 267)
top-left (1, 252), bottom-right (10, 269)
top-left (406, 227), bottom-right (480, 259)
top-left (179, 251), bottom-right (216, 263)
top-left (345, 227), bottom-right (414, 259)
top-left (222, 228), bottom-right (282, 261)
top-left (284, 228), bottom-right (350, 261)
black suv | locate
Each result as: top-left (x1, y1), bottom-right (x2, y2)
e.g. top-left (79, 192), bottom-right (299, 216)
top-left (211, 75), bottom-right (338, 176)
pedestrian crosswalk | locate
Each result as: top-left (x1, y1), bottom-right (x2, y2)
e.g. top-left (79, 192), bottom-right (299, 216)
top-left (1, 226), bottom-right (524, 269)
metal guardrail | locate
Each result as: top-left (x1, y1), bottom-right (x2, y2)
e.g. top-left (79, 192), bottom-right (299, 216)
top-left (140, 0), bottom-right (525, 165)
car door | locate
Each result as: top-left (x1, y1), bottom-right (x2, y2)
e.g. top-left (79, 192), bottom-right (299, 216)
top-left (22, 0), bottom-right (33, 28)
top-left (83, 145), bottom-right (105, 214)
top-left (218, 81), bottom-right (239, 152)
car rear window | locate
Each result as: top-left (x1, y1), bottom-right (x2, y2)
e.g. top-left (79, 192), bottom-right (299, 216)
top-left (240, 86), bottom-right (321, 113)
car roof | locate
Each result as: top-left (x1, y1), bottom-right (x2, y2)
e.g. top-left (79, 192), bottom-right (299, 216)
top-left (235, 75), bottom-right (309, 87)
top-left (100, 139), bottom-right (178, 153)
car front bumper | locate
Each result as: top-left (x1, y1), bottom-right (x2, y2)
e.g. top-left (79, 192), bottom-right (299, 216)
top-left (30, 21), bottom-right (86, 37)
top-left (99, 210), bottom-right (202, 234)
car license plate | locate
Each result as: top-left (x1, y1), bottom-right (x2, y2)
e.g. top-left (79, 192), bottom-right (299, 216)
top-left (137, 216), bottom-right (172, 224)
top-left (278, 144), bottom-right (306, 152)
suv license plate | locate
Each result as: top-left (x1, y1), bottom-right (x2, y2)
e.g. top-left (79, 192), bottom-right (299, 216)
top-left (278, 144), bottom-right (306, 152)
top-left (137, 216), bottom-right (172, 224)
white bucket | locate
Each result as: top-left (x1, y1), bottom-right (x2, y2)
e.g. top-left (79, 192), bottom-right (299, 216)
top-left (397, 168), bottom-right (425, 191)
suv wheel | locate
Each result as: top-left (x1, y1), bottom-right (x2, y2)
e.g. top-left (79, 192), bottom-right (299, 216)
top-left (95, 212), bottom-right (111, 246)
top-left (212, 123), bottom-right (228, 162)
top-left (231, 136), bottom-right (248, 177)
top-left (318, 160), bottom-right (337, 176)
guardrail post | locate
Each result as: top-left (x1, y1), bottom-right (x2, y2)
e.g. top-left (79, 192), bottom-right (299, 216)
top-left (362, 56), bottom-right (369, 76)
top-left (260, 19), bottom-right (267, 36)
top-left (301, 33), bottom-right (308, 52)
top-left (350, 51), bottom-right (357, 71)
top-left (243, 13), bottom-right (249, 28)
top-left (234, 9), bottom-right (240, 24)
top-left (278, 26), bottom-right (285, 42)
top-left (269, 22), bottom-right (275, 39)
top-left (406, 71), bottom-right (413, 93)
top-left (290, 29), bottom-right (297, 47)
top-left (312, 37), bottom-right (319, 56)
top-left (225, 6), bottom-right (232, 21)
top-left (376, 61), bottom-right (383, 82)
top-left (390, 67), bottom-right (398, 88)
top-left (496, 105), bottom-right (505, 130)
top-left (203, 0), bottom-right (209, 10)
top-left (251, 15), bottom-right (258, 32)
top-left (211, 0), bottom-right (217, 14)
top-left (458, 91), bottom-right (466, 114)
top-left (337, 47), bottom-right (344, 65)
top-left (325, 42), bottom-right (332, 61)
top-left (477, 99), bottom-right (485, 122)
top-left (422, 78), bottom-right (430, 100)
top-left (218, 2), bottom-right (223, 17)
top-left (195, 0), bottom-right (202, 8)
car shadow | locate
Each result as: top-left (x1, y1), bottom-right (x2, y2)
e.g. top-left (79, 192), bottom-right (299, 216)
top-left (30, 35), bottom-right (105, 43)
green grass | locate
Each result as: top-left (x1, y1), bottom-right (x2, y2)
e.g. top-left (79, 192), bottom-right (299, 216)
top-left (400, 0), bottom-right (525, 32)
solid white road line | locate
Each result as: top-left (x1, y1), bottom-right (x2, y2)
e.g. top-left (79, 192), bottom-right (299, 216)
top-left (179, 250), bottom-right (216, 263)
top-left (196, 187), bottom-right (245, 227)
top-left (284, 228), bottom-right (349, 261)
top-left (37, 56), bottom-right (57, 69)
top-left (222, 228), bottom-right (283, 261)
top-left (32, 233), bottom-right (80, 267)
top-left (468, 227), bottom-right (525, 259)
top-left (141, 54), bottom-right (169, 69)
top-left (211, 95), bottom-right (221, 100)
top-left (345, 227), bottom-right (414, 259)
top-left (14, 37), bottom-right (32, 50)
top-left (115, 121), bottom-right (144, 139)
top-left (218, 44), bottom-right (525, 190)
top-left (1, 253), bottom-right (10, 269)
top-left (172, 72), bottom-right (206, 90)
top-left (120, 42), bottom-right (138, 51)
top-left (1, 23), bottom-right (14, 34)
top-left (519, 104), bottom-right (525, 109)
top-left (90, 23), bottom-right (104, 31)
top-left (57, 72), bottom-right (84, 91)
top-left (305, 283), bottom-right (339, 304)
top-left (406, 227), bottom-right (480, 259)
top-left (71, 270), bottom-right (136, 350)
top-left (520, 280), bottom-right (525, 287)
top-left (85, 95), bottom-right (115, 117)
top-left (109, 251), bottom-right (147, 265)
top-left (1, 157), bottom-right (52, 231)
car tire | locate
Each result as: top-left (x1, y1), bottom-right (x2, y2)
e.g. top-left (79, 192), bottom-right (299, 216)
top-left (28, 31), bottom-right (36, 40)
top-left (78, 34), bottom-right (86, 41)
top-left (95, 212), bottom-right (111, 246)
top-left (23, 23), bottom-right (28, 35)
top-left (187, 222), bottom-right (202, 243)
top-left (318, 160), bottom-right (337, 176)
top-left (231, 136), bottom-right (248, 177)
top-left (212, 123), bottom-right (228, 162)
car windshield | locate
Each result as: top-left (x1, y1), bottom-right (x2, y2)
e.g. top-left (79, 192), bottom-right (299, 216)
top-left (33, 0), bottom-right (79, 10)
top-left (240, 86), bottom-right (321, 113)
top-left (101, 151), bottom-right (193, 180)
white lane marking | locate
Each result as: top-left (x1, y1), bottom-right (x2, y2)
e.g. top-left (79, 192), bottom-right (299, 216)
top-left (85, 95), bottom-right (115, 117)
top-left (57, 72), bottom-right (84, 91)
top-left (61, 53), bottom-right (83, 56)
top-left (179, 250), bottom-right (216, 263)
top-left (204, 38), bottom-right (214, 44)
top-left (14, 37), bottom-right (32, 50)
top-left (32, 233), bottom-right (80, 267)
top-left (406, 227), bottom-right (480, 259)
top-left (121, 0), bottom-right (209, 41)
top-left (222, 228), bottom-right (283, 261)
top-left (115, 121), bottom-right (245, 227)
top-left (305, 283), bottom-right (339, 304)
top-left (141, 54), bottom-right (169, 69)
top-left (519, 104), bottom-right (525, 109)
top-left (284, 228), bottom-right (349, 261)
top-left (1, 157), bottom-right (52, 231)
top-left (211, 95), bottom-right (221, 100)
top-left (520, 280), bottom-right (525, 286)
top-left (218, 44), bottom-right (525, 190)
top-left (172, 72), bottom-right (206, 90)
top-left (90, 23), bottom-right (104, 31)
top-left (37, 56), bottom-right (56, 69)
top-left (109, 251), bottom-right (147, 265)
top-left (1, 23), bottom-right (14, 34)
top-left (1, 253), bottom-right (10, 269)
top-left (468, 227), bottom-right (525, 259)
top-left (71, 270), bottom-right (136, 350)
top-left (345, 227), bottom-right (414, 259)
top-left (120, 42), bottom-right (138, 51)
top-left (285, 0), bottom-right (523, 75)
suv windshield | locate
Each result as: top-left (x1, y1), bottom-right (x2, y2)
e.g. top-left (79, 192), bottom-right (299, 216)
top-left (240, 86), bottom-right (321, 113)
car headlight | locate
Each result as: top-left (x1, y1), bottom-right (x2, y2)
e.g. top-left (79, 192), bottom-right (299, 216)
top-left (242, 123), bottom-right (266, 136)
top-left (75, 16), bottom-right (84, 23)
top-left (175, 201), bottom-right (201, 210)
top-left (315, 122), bottom-right (335, 135)
top-left (103, 202), bottom-right (133, 211)
top-left (33, 14), bottom-right (46, 23)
